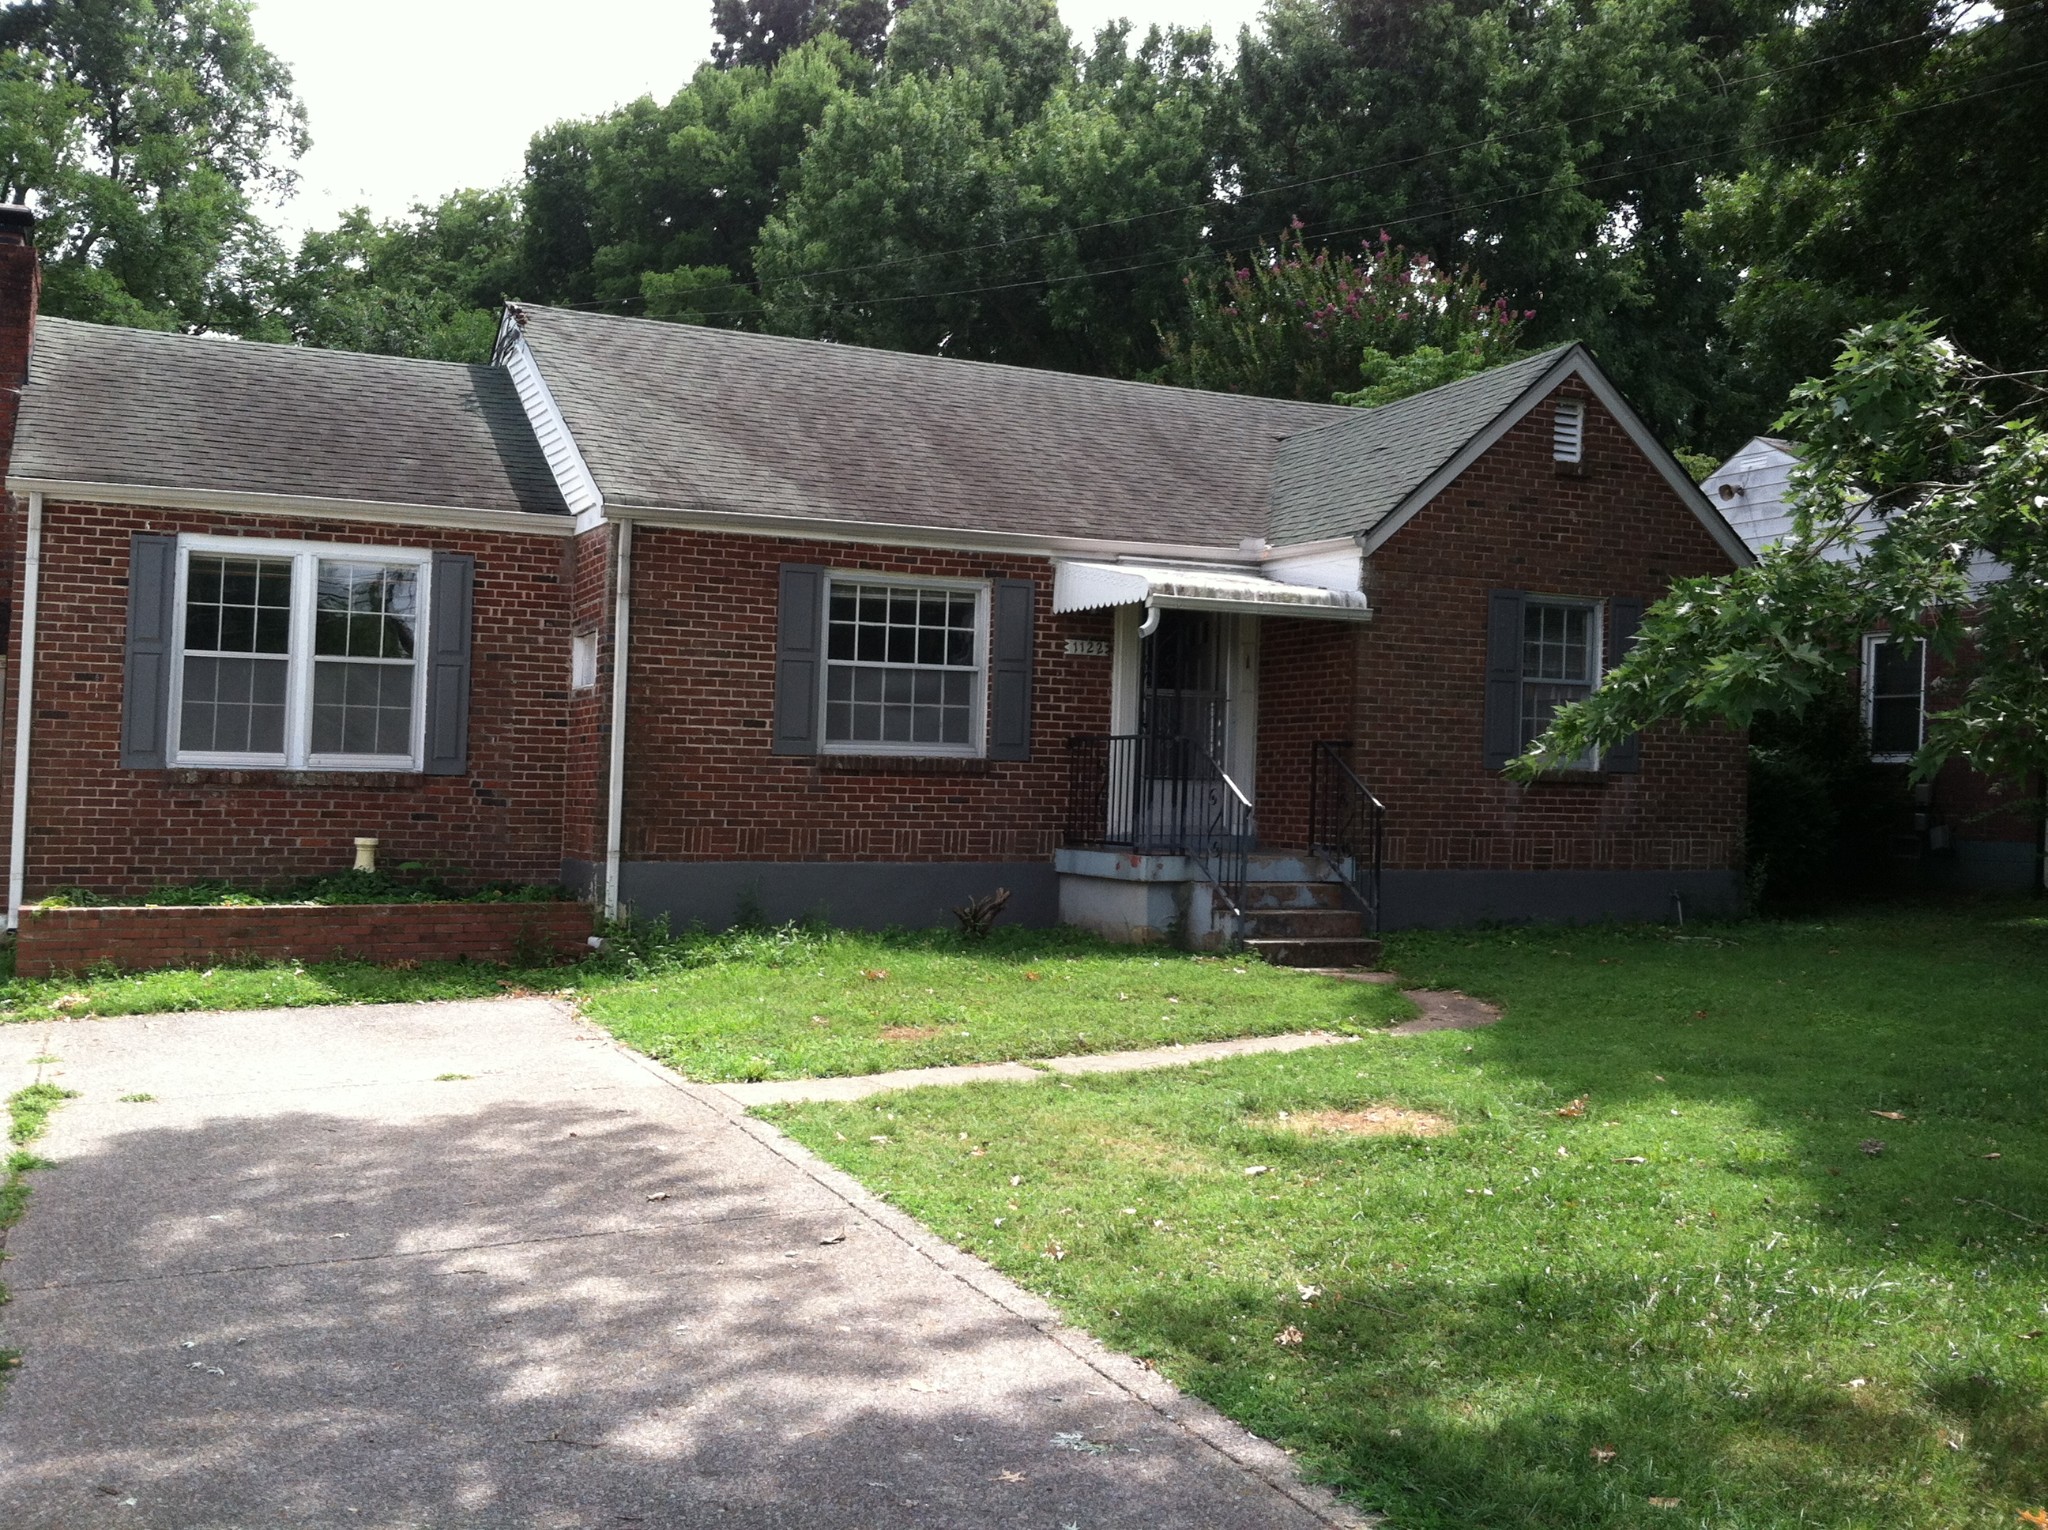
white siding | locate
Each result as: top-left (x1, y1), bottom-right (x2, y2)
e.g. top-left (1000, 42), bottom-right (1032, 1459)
top-left (1705, 436), bottom-right (2007, 589)
top-left (503, 335), bottom-right (603, 516)
top-left (1264, 544), bottom-right (1362, 593)
top-left (1702, 437), bottom-right (1801, 556)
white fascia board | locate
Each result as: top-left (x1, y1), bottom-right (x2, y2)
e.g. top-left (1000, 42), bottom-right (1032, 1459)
top-left (601, 500), bottom-right (1261, 566)
top-left (500, 334), bottom-right (604, 517)
top-left (1262, 541), bottom-right (1362, 593)
top-left (5, 477), bottom-right (577, 538)
top-left (1354, 349), bottom-right (1757, 569)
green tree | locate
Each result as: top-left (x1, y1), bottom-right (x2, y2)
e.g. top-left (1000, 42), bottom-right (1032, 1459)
top-left (883, 0), bottom-right (1072, 115)
top-left (1690, 0), bottom-right (2048, 423)
top-left (518, 35), bottom-right (864, 318)
top-left (1515, 319), bottom-right (2048, 790)
top-left (1160, 225), bottom-right (1528, 403)
top-left (711, 0), bottom-right (895, 68)
top-left (756, 20), bottom-right (1221, 376)
top-left (1223, 0), bottom-right (1778, 446)
top-left (0, 0), bottom-right (306, 332)
top-left (269, 188), bottom-right (523, 362)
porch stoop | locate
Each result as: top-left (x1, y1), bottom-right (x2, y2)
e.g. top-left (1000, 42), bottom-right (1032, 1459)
top-left (1238, 859), bottom-right (1383, 968)
top-left (1053, 847), bottom-right (1383, 961)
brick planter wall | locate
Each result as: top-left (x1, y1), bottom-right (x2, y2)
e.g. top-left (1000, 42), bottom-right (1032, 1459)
top-left (14, 900), bottom-right (595, 978)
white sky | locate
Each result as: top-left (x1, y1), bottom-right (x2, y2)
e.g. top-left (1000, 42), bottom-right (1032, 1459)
top-left (251, 0), bottom-right (1268, 239)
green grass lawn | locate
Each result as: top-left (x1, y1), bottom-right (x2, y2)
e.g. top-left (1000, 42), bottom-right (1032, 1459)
top-left (765, 901), bottom-right (2048, 1530)
top-left (575, 925), bottom-right (1409, 1080)
top-left (0, 954), bottom-right (570, 1024)
top-left (0, 924), bottom-right (1411, 1081)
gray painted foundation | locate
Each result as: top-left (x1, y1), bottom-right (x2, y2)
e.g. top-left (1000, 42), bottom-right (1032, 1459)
top-left (1379, 868), bottom-right (1744, 930)
top-left (1927, 839), bottom-right (2039, 893)
top-left (566, 857), bottom-right (1748, 937)
top-left (563, 860), bottom-right (1059, 932)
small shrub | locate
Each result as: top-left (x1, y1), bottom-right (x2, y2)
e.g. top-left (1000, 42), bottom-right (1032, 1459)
top-left (953, 888), bottom-right (1011, 940)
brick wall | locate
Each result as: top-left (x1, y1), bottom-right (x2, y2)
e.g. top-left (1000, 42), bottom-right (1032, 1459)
top-left (1352, 379), bottom-right (1747, 873)
top-left (562, 523), bottom-right (613, 867)
top-left (617, 529), bottom-right (1115, 864)
top-left (1256, 618), bottom-right (1362, 849)
top-left (1, 501), bottom-right (576, 898)
top-left (15, 899), bottom-right (593, 977)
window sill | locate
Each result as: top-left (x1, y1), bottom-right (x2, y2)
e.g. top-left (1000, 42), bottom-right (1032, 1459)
top-left (1524, 768), bottom-right (1610, 786)
top-left (152, 768), bottom-right (430, 790)
top-left (816, 754), bottom-right (991, 777)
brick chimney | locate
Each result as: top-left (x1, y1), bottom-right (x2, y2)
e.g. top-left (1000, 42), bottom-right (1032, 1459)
top-left (0, 204), bottom-right (38, 494)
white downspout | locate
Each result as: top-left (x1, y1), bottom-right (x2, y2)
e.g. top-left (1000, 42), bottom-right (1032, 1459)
top-left (8, 490), bottom-right (42, 931)
top-left (601, 518), bottom-right (633, 923)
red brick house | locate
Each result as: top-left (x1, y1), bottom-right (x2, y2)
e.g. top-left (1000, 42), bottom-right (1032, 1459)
top-left (0, 205), bottom-right (1752, 951)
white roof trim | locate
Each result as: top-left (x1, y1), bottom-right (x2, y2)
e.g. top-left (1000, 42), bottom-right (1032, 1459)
top-left (1354, 347), bottom-right (1756, 568)
top-left (499, 330), bottom-right (604, 517)
top-left (4, 477), bottom-right (576, 538)
top-left (603, 500), bottom-right (1272, 566)
top-left (1053, 559), bottom-right (1372, 621)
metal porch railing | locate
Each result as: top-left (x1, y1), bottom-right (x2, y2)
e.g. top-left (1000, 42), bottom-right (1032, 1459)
top-left (1308, 739), bottom-right (1387, 933)
top-left (1065, 733), bottom-right (1253, 919)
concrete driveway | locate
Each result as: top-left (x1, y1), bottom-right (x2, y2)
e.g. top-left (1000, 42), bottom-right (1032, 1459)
top-left (0, 999), bottom-right (1365, 1529)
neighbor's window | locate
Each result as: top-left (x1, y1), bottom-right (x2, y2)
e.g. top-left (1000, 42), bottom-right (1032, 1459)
top-left (173, 538), bottom-right (429, 770)
top-left (823, 578), bottom-right (984, 753)
top-left (1864, 634), bottom-right (1926, 761)
top-left (1520, 598), bottom-right (1601, 766)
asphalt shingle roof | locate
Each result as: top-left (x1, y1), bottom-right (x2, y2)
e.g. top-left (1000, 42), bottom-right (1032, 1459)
top-left (511, 306), bottom-right (1355, 546)
top-left (10, 318), bottom-right (568, 517)
top-left (1267, 346), bottom-right (1577, 546)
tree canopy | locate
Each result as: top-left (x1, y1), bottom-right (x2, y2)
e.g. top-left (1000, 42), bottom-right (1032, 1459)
top-left (1160, 226), bottom-right (1529, 404)
top-left (2, 0), bottom-right (2043, 474)
top-left (1, 0), bottom-right (306, 333)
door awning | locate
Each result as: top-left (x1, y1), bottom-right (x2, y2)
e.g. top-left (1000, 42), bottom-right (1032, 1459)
top-left (1052, 561), bottom-right (1372, 621)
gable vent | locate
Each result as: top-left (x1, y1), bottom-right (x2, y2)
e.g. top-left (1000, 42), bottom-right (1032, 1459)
top-left (1552, 400), bottom-right (1585, 464)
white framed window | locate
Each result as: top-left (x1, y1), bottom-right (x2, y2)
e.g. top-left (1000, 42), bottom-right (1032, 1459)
top-left (570, 631), bottom-right (598, 691)
top-left (1552, 400), bottom-right (1585, 463)
top-left (1520, 597), bottom-right (1602, 766)
top-left (170, 535), bottom-right (432, 771)
top-left (821, 575), bottom-right (987, 755)
top-left (1863, 633), bottom-right (1925, 762)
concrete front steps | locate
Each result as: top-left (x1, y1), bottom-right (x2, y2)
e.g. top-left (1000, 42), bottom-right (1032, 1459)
top-left (1236, 854), bottom-right (1382, 968)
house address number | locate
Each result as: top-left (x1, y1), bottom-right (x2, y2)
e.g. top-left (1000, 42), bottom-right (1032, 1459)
top-left (1064, 638), bottom-right (1111, 657)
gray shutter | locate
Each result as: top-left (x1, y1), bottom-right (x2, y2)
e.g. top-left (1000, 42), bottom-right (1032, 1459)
top-left (988, 578), bottom-right (1035, 761)
top-left (120, 533), bottom-right (179, 769)
top-left (1603, 595), bottom-right (1645, 774)
top-left (1481, 588), bottom-right (1526, 770)
top-left (773, 563), bottom-right (825, 755)
top-left (423, 552), bottom-right (474, 776)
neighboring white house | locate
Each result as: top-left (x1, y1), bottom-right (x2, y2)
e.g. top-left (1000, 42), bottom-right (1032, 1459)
top-left (1701, 436), bottom-right (1805, 555)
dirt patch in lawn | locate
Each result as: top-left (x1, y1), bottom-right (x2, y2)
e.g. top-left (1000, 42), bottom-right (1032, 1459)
top-left (879, 1025), bottom-right (943, 1042)
top-left (1271, 1105), bottom-right (1454, 1139)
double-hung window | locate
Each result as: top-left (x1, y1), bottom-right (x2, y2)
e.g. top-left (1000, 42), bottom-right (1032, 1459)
top-left (172, 537), bottom-right (432, 770)
top-left (822, 578), bottom-right (985, 754)
top-left (1863, 634), bottom-right (1925, 762)
top-left (1519, 598), bottom-right (1602, 766)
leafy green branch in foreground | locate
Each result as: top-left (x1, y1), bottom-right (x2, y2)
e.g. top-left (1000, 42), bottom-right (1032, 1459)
top-left (1515, 318), bottom-right (2048, 788)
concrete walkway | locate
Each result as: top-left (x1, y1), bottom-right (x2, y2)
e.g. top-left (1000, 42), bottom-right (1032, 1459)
top-left (0, 1000), bottom-right (1372, 1530)
top-left (718, 1029), bottom-right (1362, 1107)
